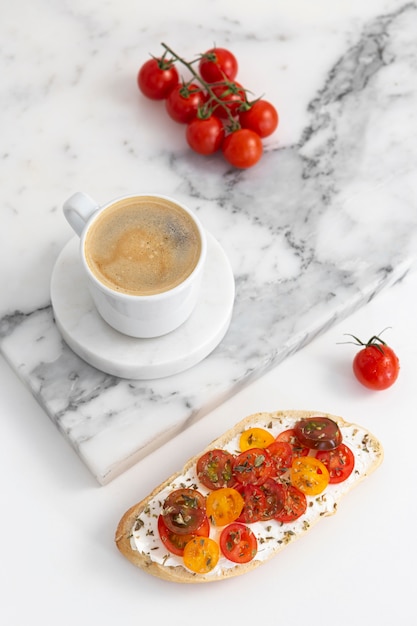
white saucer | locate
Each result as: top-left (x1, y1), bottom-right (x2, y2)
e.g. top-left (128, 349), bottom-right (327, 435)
top-left (50, 232), bottom-right (235, 379)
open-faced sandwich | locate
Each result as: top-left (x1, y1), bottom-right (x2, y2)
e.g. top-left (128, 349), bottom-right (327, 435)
top-left (115, 410), bottom-right (383, 583)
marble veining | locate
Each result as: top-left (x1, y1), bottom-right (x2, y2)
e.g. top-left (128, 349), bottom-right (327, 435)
top-left (1, 1), bottom-right (416, 483)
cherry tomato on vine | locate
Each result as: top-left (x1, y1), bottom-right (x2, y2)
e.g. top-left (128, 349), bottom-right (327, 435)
top-left (199, 47), bottom-right (238, 83)
top-left (165, 83), bottom-right (207, 124)
top-left (137, 57), bottom-right (179, 100)
top-left (220, 523), bottom-right (257, 564)
top-left (345, 332), bottom-right (400, 390)
top-left (186, 115), bottom-right (225, 155)
top-left (211, 82), bottom-right (246, 118)
top-left (222, 129), bottom-right (263, 169)
top-left (239, 100), bottom-right (279, 138)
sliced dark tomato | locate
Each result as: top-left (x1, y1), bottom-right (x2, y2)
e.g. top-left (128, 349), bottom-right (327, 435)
top-left (157, 514), bottom-right (210, 556)
top-left (267, 440), bottom-right (293, 474)
top-left (316, 443), bottom-right (355, 483)
top-left (232, 448), bottom-right (275, 486)
top-left (220, 523), bottom-right (257, 564)
top-left (161, 488), bottom-right (206, 535)
top-left (259, 478), bottom-right (286, 520)
top-left (275, 429), bottom-right (309, 458)
top-left (196, 449), bottom-right (235, 490)
top-left (235, 484), bottom-right (268, 524)
top-left (294, 417), bottom-right (342, 451)
top-left (275, 484), bottom-right (307, 523)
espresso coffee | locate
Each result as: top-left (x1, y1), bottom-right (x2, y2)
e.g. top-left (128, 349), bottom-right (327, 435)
top-left (84, 196), bottom-right (202, 296)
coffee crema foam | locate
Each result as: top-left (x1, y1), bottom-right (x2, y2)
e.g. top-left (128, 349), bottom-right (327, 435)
top-left (84, 197), bottom-right (202, 296)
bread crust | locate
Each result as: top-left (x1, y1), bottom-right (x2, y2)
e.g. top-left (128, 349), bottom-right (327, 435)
top-left (115, 410), bottom-right (383, 583)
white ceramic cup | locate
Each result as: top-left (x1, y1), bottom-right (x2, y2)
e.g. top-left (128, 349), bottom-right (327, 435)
top-left (63, 191), bottom-right (207, 338)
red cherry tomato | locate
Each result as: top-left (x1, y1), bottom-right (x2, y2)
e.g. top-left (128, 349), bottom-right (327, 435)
top-left (157, 514), bottom-right (210, 556)
top-left (220, 523), bottom-right (257, 564)
top-left (137, 58), bottom-right (179, 100)
top-left (316, 443), bottom-right (355, 484)
top-left (239, 100), bottom-right (279, 138)
top-left (347, 332), bottom-right (400, 390)
top-left (235, 484), bottom-right (267, 524)
top-left (275, 429), bottom-right (309, 458)
top-left (259, 478), bottom-right (286, 520)
top-left (186, 115), bottom-right (225, 155)
top-left (165, 83), bottom-right (207, 124)
top-left (196, 448), bottom-right (235, 490)
top-left (266, 440), bottom-right (293, 474)
top-left (222, 129), bottom-right (263, 169)
top-left (211, 82), bottom-right (246, 118)
top-left (275, 484), bottom-right (307, 523)
top-left (199, 47), bottom-right (238, 83)
top-left (232, 448), bottom-right (275, 486)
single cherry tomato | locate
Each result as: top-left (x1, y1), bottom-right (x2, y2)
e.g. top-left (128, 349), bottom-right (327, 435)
top-left (206, 487), bottom-right (244, 526)
top-left (157, 514), bottom-right (210, 556)
top-left (275, 429), bottom-right (309, 458)
top-left (235, 484), bottom-right (267, 523)
top-left (232, 448), bottom-right (275, 486)
top-left (316, 443), bottom-right (355, 484)
top-left (275, 484), bottom-right (307, 523)
top-left (239, 427), bottom-right (275, 451)
top-left (186, 115), bottom-right (225, 155)
top-left (162, 488), bottom-right (206, 535)
top-left (137, 57), bottom-right (179, 100)
top-left (222, 129), bottom-right (263, 169)
top-left (165, 83), bottom-right (207, 124)
top-left (259, 478), bottom-right (286, 519)
top-left (266, 440), bottom-right (293, 474)
top-left (346, 332), bottom-right (400, 390)
top-left (196, 449), bottom-right (235, 490)
top-left (211, 82), bottom-right (246, 118)
top-left (290, 456), bottom-right (330, 496)
top-left (183, 536), bottom-right (220, 573)
top-left (294, 417), bottom-right (342, 451)
top-left (239, 99), bottom-right (279, 138)
top-left (220, 523), bottom-right (257, 564)
top-left (199, 47), bottom-right (238, 83)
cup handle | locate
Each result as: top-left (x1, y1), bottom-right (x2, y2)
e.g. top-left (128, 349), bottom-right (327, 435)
top-left (63, 192), bottom-right (100, 237)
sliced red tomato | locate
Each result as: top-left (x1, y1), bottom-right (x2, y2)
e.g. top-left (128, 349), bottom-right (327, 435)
top-left (157, 514), bottom-right (210, 556)
top-left (220, 523), bottom-right (257, 564)
top-left (267, 440), bottom-right (293, 474)
top-left (275, 484), bottom-right (307, 523)
top-left (275, 429), bottom-right (309, 458)
top-left (316, 443), bottom-right (355, 484)
top-left (294, 417), bottom-right (342, 451)
top-left (183, 536), bottom-right (220, 573)
top-left (161, 488), bottom-right (206, 535)
top-left (239, 427), bottom-right (275, 451)
top-left (196, 449), bottom-right (235, 490)
top-left (206, 487), bottom-right (244, 526)
top-left (259, 478), bottom-right (286, 520)
top-left (235, 484), bottom-right (267, 524)
top-left (290, 456), bottom-right (330, 496)
top-left (232, 448), bottom-right (275, 486)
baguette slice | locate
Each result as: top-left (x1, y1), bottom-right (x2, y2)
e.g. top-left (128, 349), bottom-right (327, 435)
top-left (115, 410), bottom-right (383, 583)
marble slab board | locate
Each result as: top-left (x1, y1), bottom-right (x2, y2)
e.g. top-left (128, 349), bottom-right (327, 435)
top-left (1, 1), bottom-right (417, 484)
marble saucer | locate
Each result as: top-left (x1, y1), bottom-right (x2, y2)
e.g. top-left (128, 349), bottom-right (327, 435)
top-left (50, 232), bottom-right (235, 379)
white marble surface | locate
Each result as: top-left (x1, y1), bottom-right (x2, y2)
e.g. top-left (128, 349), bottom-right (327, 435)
top-left (1, 0), bottom-right (417, 484)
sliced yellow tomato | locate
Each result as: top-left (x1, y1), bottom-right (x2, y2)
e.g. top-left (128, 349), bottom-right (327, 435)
top-left (239, 427), bottom-right (275, 451)
top-left (183, 537), bottom-right (220, 574)
top-left (206, 487), bottom-right (244, 526)
top-left (290, 456), bottom-right (330, 496)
